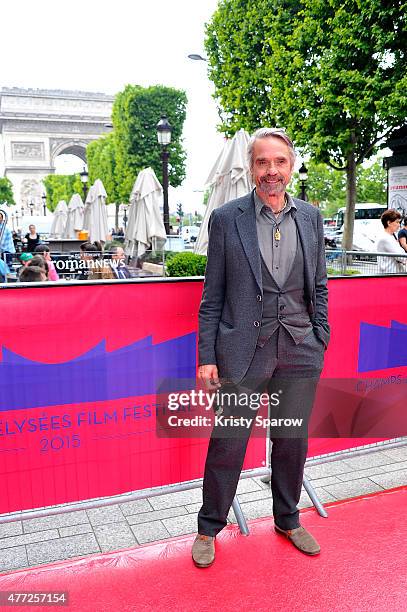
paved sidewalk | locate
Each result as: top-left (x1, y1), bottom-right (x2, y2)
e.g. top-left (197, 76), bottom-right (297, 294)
top-left (0, 442), bottom-right (406, 574)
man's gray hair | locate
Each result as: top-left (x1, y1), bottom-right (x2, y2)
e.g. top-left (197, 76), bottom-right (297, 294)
top-left (247, 127), bottom-right (296, 169)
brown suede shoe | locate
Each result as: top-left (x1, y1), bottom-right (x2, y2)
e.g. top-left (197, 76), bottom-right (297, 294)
top-left (192, 534), bottom-right (215, 568)
top-left (274, 525), bottom-right (321, 555)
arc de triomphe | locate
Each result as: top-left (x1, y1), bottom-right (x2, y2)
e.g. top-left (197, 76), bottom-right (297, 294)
top-left (0, 87), bottom-right (113, 211)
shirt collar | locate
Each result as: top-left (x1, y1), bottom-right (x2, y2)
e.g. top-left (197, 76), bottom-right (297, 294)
top-left (254, 190), bottom-right (297, 219)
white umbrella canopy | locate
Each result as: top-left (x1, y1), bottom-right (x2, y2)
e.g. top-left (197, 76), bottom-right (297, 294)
top-left (64, 193), bottom-right (84, 238)
top-left (125, 167), bottom-right (167, 258)
top-left (194, 128), bottom-right (253, 255)
top-left (82, 179), bottom-right (109, 243)
top-left (50, 200), bottom-right (68, 238)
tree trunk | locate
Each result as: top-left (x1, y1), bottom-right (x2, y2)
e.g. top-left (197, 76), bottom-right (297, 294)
top-left (342, 136), bottom-right (357, 251)
top-left (115, 202), bottom-right (120, 231)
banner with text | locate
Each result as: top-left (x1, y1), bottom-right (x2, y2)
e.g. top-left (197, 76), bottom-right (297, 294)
top-left (1, 277), bottom-right (406, 513)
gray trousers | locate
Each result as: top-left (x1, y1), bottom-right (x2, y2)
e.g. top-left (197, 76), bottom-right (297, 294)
top-left (198, 326), bottom-right (324, 534)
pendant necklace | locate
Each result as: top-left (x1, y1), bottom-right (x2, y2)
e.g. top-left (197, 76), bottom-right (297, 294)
top-left (272, 201), bottom-right (287, 241)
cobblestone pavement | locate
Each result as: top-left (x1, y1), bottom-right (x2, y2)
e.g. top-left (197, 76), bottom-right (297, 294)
top-left (0, 442), bottom-right (406, 573)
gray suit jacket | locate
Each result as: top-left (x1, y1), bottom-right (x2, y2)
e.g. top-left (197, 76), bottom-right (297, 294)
top-left (198, 191), bottom-right (330, 383)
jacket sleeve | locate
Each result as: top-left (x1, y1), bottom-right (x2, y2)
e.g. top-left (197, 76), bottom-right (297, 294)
top-left (198, 210), bottom-right (226, 365)
top-left (313, 209), bottom-right (330, 348)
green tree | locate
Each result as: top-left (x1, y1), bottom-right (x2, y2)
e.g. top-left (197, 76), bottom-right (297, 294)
top-left (289, 160), bottom-right (347, 217)
top-left (290, 157), bottom-right (386, 217)
top-left (87, 133), bottom-right (118, 203)
top-left (42, 174), bottom-right (84, 212)
top-left (112, 84), bottom-right (187, 202)
top-left (0, 177), bottom-right (15, 205)
top-left (356, 159), bottom-right (387, 204)
top-left (205, 0), bottom-right (406, 248)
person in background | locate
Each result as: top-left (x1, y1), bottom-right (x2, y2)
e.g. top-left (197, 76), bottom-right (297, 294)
top-left (28, 254), bottom-right (49, 280)
top-left (0, 258), bottom-right (9, 282)
top-left (76, 242), bottom-right (98, 280)
top-left (20, 252), bottom-right (33, 266)
top-left (19, 265), bottom-right (47, 283)
top-left (108, 246), bottom-right (131, 279)
top-left (376, 209), bottom-right (407, 274)
top-left (34, 244), bottom-right (59, 281)
top-left (24, 224), bottom-right (41, 252)
top-left (12, 229), bottom-right (23, 253)
top-left (76, 241), bottom-right (114, 280)
top-left (398, 217), bottom-right (407, 253)
top-left (0, 211), bottom-right (16, 266)
top-left (16, 252), bottom-right (33, 279)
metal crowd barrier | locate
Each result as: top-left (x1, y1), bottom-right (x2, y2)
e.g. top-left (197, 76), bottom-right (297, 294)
top-left (3, 248), bottom-right (407, 284)
top-left (325, 249), bottom-right (407, 276)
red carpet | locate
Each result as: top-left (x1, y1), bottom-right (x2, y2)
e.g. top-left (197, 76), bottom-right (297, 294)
top-left (1, 488), bottom-right (406, 612)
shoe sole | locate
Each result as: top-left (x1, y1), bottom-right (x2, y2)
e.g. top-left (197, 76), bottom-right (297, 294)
top-left (274, 526), bottom-right (320, 556)
top-left (192, 557), bottom-right (215, 568)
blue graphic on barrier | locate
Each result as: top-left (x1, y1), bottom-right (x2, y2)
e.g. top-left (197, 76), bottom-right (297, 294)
top-left (0, 333), bottom-right (197, 412)
top-left (358, 321), bottom-right (407, 372)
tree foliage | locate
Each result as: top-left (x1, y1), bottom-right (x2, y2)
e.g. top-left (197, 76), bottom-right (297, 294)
top-left (356, 159), bottom-right (387, 204)
top-left (289, 158), bottom-right (386, 217)
top-left (289, 161), bottom-right (346, 216)
top-left (205, 0), bottom-right (406, 247)
top-left (87, 133), bottom-right (118, 203)
top-left (111, 84), bottom-right (187, 202)
top-left (42, 174), bottom-right (84, 212)
top-left (0, 177), bottom-right (15, 205)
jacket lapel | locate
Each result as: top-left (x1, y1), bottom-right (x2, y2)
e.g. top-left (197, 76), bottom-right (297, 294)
top-left (294, 202), bottom-right (314, 302)
top-left (235, 192), bottom-right (262, 291)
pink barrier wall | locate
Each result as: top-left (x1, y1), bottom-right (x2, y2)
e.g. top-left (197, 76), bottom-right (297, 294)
top-left (0, 281), bottom-right (264, 513)
top-left (1, 276), bottom-right (406, 513)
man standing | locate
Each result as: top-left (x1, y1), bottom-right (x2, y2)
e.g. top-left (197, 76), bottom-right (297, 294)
top-left (192, 128), bottom-right (329, 567)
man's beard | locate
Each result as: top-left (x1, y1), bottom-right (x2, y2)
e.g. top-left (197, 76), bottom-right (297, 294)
top-left (259, 175), bottom-right (286, 195)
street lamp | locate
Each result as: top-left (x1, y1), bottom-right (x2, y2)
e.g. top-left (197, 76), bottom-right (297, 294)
top-left (80, 166), bottom-right (89, 201)
top-left (156, 115), bottom-right (172, 235)
top-left (29, 201), bottom-right (35, 216)
top-left (42, 194), bottom-right (47, 216)
top-left (122, 204), bottom-right (129, 231)
top-left (187, 54), bottom-right (207, 62)
top-left (298, 163), bottom-right (308, 201)
top-left (15, 210), bottom-right (20, 229)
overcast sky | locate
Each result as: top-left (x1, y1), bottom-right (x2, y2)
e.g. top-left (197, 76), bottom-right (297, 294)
top-left (1, 0), bottom-right (225, 213)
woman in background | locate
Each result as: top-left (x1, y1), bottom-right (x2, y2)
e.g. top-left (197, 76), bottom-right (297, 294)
top-left (24, 224), bottom-right (41, 252)
top-left (376, 209), bottom-right (407, 274)
top-left (34, 244), bottom-right (59, 281)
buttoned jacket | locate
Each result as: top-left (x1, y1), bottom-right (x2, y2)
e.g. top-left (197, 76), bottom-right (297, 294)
top-left (198, 191), bottom-right (330, 382)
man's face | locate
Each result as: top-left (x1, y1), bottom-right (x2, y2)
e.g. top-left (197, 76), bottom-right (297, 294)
top-left (252, 136), bottom-right (293, 197)
top-left (112, 247), bottom-right (125, 261)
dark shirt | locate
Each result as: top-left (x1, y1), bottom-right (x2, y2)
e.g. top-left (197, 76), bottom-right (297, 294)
top-left (25, 233), bottom-right (41, 252)
top-left (398, 228), bottom-right (407, 241)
